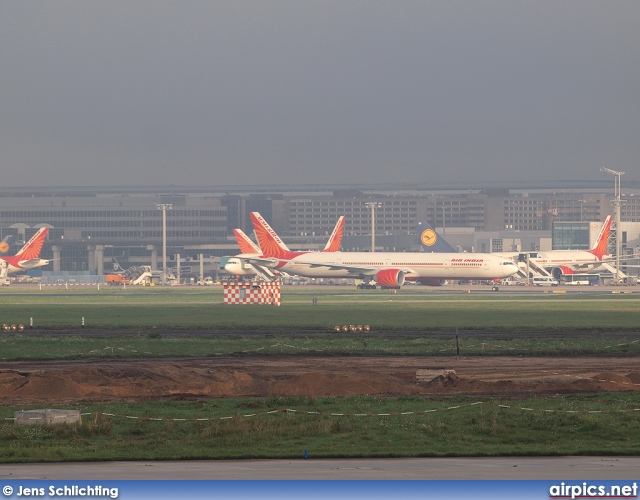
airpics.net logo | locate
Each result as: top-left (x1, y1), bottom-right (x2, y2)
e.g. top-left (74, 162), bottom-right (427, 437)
top-left (549, 482), bottom-right (638, 499)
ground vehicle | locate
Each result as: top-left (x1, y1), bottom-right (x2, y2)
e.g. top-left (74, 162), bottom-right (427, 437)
top-left (532, 277), bottom-right (559, 286)
top-left (561, 274), bottom-right (600, 285)
top-left (106, 274), bottom-right (130, 285)
top-left (1, 277), bottom-right (11, 286)
top-left (197, 277), bottom-right (214, 286)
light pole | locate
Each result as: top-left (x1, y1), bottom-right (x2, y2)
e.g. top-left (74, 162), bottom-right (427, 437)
top-left (507, 200), bottom-right (517, 252)
top-left (365, 202), bottom-right (382, 252)
top-left (157, 203), bottom-right (173, 282)
top-left (600, 167), bottom-right (624, 283)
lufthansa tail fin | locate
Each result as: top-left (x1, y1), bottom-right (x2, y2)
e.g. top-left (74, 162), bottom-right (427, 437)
top-left (250, 212), bottom-right (290, 259)
top-left (111, 257), bottom-right (126, 273)
top-left (0, 235), bottom-right (14, 255)
top-left (588, 216), bottom-right (612, 261)
top-left (323, 216), bottom-right (345, 252)
top-left (416, 222), bottom-right (458, 253)
top-left (15, 228), bottom-right (48, 260)
top-left (233, 228), bottom-right (261, 254)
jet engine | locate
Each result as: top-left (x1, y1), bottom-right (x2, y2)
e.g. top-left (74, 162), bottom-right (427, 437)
top-left (418, 278), bottom-right (448, 286)
top-left (551, 266), bottom-right (574, 280)
top-left (374, 269), bottom-right (405, 287)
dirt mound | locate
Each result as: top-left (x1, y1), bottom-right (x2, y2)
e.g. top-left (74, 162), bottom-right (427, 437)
top-left (1, 356), bottom-right (639, 405)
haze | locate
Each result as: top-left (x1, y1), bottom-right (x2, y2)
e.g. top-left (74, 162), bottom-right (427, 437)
top-left (1, 1), bottom-right (638, 187)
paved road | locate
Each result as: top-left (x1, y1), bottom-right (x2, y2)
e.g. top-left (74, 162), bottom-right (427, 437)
top-left (0, 457), bottom-right (638, 480)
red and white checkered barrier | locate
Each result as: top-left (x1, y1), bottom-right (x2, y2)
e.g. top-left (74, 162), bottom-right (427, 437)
top-left (223, 281), bottom-right (281, 305)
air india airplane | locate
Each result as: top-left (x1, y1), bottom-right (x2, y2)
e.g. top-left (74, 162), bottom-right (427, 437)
top-left (225, 212), bottom-right (519, 287)
top-left (225, 216), bottom-right (345, 279)
top-left (500, 216), bottom-right (614, 279)
top-left (0, 227), bottom-right (50, 276)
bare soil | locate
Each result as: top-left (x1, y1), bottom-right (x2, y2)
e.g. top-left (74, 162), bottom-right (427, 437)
top-left (1, 355), bottom-right (640, 405)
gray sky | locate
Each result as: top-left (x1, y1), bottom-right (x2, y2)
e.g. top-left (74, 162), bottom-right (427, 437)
top-left (1, 1), bottom-right (638, 188)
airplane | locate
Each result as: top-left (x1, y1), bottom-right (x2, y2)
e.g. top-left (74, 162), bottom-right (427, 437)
top-left (0, 228), bottom-right (50, 277)
top-left (224, 212), bottom-right (519, 288)
top-left (499, 216), bottom-right (615, 279)
top-left (225, 216), bottom-right (345, 280)
top-left (0, 235), bottom-right (14, 255)
top-left (106, 257), bottom-right (163, 285)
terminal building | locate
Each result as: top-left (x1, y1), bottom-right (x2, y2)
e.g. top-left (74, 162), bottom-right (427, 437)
top-left (0, 182), bottom-right (639, 277)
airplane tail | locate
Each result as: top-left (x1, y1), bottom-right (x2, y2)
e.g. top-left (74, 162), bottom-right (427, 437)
top-left (250, 212), bottom-right (290, 259)
top-left (233, 228), bottom-right (261, 254)
top-left (588, 215), bottom-right (612, 261)
top-left (111, 257), bottom-right (126, 273)
top-left (15, 228), bottom-right (48, 260)
top-left (323, 216), bottom-right (345, 252)
top-left (415, 222), bottom-right (458, 253)
top-left (0, 235), bottom-right (14, 254)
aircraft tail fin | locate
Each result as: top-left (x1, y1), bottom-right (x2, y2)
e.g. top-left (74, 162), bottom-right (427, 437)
top-left (0, 235), bottom-right (14, 254)
top-left (111, 257), bottom-right (126, 273)
top-left (323, 216), bottom-right (345, 252)
top-left (416, 222), bottom-right (458, 253)
top-left (588, 216), bottom-right (612, 260)
top-left (15, 228), bottom-right (48, 260)
top-left (233, 228), bottom-right (261, 254)
top-left (250, 212), bottom-right (290, 259)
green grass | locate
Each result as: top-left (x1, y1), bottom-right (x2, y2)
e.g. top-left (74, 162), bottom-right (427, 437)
top-left (2, 393), bottom-right (640, 462)
top-left (1, 286), bottom-right (640, 330)
top-left (1, 334), bottom-right (639, 361)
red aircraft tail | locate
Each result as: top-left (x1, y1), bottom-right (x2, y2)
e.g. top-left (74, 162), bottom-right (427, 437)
top-left (233, 228), bottom-right (261, 254)
top-left (588, 216), bottom-right (612, 261)
top-left (323, 216), bottom-right (345, 252)
top-left (249, 212), bottom-right (290, 259)
top-left (15, 227), bottom-right (49, 261)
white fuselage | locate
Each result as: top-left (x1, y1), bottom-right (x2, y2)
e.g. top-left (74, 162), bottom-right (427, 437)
top-left (499, 250), bottom-right (607, 272)
top-left (1, 258), bottom-right (50, 275)
top-left (226, 251), bottom-right (519, 281)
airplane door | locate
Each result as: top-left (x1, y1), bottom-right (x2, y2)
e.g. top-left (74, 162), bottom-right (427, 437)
top-left (484, 259), bottom-right (490, 270)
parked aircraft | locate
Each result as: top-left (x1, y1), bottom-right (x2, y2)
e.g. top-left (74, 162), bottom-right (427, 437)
top-left (106, 257), bottom-right (163, 285)
top-left (225, 212), bottom-right (519, 288)
top-left (0, 228), bottom-right (50, 277)
top-left (501, 216), bottom-right (614, 279)
top-left (225, 216), bottom-right (345, 280)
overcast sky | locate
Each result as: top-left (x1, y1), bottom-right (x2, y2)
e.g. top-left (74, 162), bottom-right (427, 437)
top-left (1, 1), bottom-right (638, 188)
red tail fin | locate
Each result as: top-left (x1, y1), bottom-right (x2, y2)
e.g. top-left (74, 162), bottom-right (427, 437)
top-left (588, 216), bottom-right (612, 260)
top-left (250, 212), bottom-right (289, 259)
top-left (323, 216), bottom-right (345, 252)
top-left (16, 228), bottom-right (48, 260)
top-left (233, 229), bottom-right (261, 254)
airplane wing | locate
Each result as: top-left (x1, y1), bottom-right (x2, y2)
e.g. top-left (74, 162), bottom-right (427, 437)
top-left (261, 256), bottom-right (414, 277)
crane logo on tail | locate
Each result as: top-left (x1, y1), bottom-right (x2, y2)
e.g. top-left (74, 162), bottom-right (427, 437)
top-left (421, 229), bottom-right (437, 247)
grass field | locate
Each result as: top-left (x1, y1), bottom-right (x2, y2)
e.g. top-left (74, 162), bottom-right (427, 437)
top-left (2, 393), bottom-right (640, 462)
top-left (1, 286), bottom-right (640, 462)
top-left (1, 286), bottom-right (639, 331)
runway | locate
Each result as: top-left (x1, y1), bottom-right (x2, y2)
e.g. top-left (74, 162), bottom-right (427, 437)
top-left (1, 457), bottom-right (638, 480)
